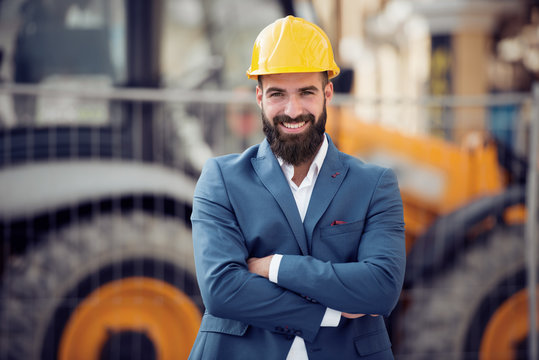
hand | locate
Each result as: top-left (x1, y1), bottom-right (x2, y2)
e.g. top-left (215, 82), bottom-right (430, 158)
top-left (247, 255), bottom-right (273, 279)
top-left (342, 313), bottom-right (379, 319)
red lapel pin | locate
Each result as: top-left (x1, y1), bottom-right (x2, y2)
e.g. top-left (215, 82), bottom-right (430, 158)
top-left (331, 172), bottom-right (340, 178)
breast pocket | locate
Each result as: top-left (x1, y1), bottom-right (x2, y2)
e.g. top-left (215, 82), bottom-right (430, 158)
top-left (315, 219), bottom-right (365, 262)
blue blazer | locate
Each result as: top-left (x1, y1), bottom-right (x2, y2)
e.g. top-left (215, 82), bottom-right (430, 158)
top-left (190, 135), bottom-right (405, 359)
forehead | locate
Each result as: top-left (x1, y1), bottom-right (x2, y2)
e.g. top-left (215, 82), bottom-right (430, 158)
top-left (260, 72), bottom-right (324, 90)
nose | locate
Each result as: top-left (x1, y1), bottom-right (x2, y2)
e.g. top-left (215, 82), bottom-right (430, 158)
top-left (284, 95), bottom-right (302, 119)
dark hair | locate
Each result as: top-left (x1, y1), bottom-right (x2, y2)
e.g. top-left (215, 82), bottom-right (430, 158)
top-left (258, 72), bottom-right (329, 89)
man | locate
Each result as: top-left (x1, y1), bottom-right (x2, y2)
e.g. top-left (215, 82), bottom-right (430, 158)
top-left (189, 16), bottom-right (405, 359)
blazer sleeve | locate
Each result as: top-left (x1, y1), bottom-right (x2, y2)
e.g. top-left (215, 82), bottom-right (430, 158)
top-left (191, 158), bottom-right (327, 342)
top-left (276, 168), bottom-right (406, 316)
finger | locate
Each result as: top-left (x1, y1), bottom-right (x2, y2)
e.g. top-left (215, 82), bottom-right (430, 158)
top-left (342, 313), bottom-right (365, 319)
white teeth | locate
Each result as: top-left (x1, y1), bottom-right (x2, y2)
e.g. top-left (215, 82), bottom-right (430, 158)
top-left (282, 121), bottom-right (306, 129)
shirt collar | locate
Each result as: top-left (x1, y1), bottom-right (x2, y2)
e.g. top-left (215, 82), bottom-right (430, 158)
top-left (277, 134), bottom-right (328, 187)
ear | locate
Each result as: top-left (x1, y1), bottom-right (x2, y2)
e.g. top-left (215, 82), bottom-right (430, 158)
top-left (324, 82), bottom-right (334, 102)
top-left (256, 85), bottom-right (263, 108)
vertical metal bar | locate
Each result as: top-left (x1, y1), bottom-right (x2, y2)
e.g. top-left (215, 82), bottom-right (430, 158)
top-left (527, 83), bottom-right (539, 360)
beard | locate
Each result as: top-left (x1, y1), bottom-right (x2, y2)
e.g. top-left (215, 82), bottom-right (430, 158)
top-left (262, 102), bottom-right (327, 166)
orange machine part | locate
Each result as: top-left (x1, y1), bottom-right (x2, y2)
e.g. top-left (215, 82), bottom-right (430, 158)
top-left (59, 277), bottom-right (201, 360)
top-left (480, 287), bottom-right (538, 360)
top-left (327, 106), bottom-right (504, 251)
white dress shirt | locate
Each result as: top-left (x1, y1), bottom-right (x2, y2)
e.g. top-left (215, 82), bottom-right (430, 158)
top-left (269, 135), bottom-right (341, 359)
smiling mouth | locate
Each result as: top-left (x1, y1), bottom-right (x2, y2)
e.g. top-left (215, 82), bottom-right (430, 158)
top-left (282, 121), bottom-right (306, 129)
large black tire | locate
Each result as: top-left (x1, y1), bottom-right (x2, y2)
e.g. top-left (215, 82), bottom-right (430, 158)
top-left (0, 212), bottom-right (201, 360)
top-left (397, 223), bottom-right (532, 360)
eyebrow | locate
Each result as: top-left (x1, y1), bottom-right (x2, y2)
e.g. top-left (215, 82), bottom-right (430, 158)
top-left (265, 85), bottom-right (320, 94)
top-left (265, 87), bottom-right (285, 94)
top-left (299, 86), bottom-right (319, 93)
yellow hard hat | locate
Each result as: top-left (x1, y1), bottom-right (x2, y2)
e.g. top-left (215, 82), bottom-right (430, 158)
top-left (246, 15), bottom-right (340, 80)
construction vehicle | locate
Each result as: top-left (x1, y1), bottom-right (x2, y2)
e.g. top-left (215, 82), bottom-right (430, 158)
top-left (327, 102), bottom-right (534, 359)
top-left (0, 0), bottom-right (536, 359)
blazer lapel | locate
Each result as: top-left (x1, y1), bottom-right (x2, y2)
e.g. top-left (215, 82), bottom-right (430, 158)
top-left (304, 136), bottom-right (349, 251)
top-left (251, 140), bottom-right (309, 255)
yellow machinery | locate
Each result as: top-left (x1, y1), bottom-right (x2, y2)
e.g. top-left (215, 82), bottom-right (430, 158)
top-left (328, 106), bottom-right (506, 251)
top-left (328, 105), bottom-right (532, 359)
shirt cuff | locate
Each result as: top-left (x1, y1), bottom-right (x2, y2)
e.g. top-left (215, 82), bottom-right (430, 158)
top-left (320, 308), bottom-right (341, 327)
top-left (268, 254), bottom-right (283, 283)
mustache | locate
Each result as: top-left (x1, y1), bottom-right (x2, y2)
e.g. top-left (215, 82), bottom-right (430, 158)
top-left (273, 113), bottom-right (315, 125)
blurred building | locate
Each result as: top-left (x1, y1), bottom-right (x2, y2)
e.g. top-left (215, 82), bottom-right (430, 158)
top-left (312, 0), bottom-right (534, 145)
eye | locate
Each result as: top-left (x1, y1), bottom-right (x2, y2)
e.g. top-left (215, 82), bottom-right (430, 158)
top-left (268, 92), bottom-right (284, 98)
top-left (301, 90), bottom-right (315, 96)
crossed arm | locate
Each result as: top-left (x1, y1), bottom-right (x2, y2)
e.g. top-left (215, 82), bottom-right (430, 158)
top-left (247, 256), bottom-right (366, 319)
top-left (245, 168), bottom-right (405, 316)
top-left (192, 159), bottom-right (405, 340)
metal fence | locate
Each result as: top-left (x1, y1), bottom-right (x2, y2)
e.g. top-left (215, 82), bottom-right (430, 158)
top-left (0, 83), bottom-right (537, 359)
